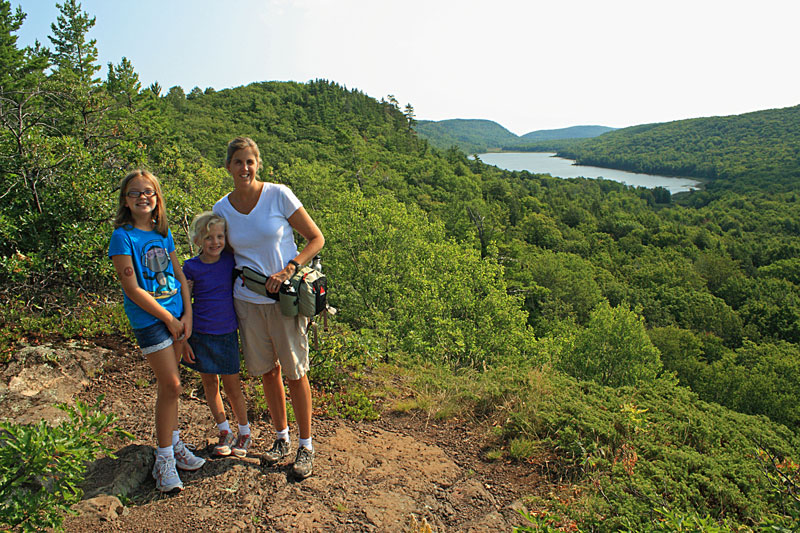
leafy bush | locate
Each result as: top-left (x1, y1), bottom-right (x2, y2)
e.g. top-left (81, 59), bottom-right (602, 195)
top-left (0, 397), bottom-right (133, 532)
top-left (557, 301), bottom-right (662, 387)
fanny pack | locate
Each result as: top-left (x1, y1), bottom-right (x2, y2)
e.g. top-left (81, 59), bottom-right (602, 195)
top-left (240, 265), bottom-right (327, 317)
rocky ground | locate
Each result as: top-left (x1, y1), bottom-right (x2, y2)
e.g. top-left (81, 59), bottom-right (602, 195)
top-left (0, 338), bottom-right (566, 532)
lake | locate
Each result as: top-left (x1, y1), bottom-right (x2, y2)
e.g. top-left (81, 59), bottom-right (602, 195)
top-left (476, 152), bottom-right (702, 194)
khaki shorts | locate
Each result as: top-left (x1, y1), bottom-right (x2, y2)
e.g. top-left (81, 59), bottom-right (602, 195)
top-left (234, 299), bottom-right (310, 380)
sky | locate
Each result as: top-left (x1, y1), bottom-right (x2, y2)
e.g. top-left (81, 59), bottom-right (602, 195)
top-left (13, 0), bottom-right (800, 136)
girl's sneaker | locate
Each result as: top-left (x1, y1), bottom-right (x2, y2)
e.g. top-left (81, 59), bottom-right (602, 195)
top-left (152, 455), bottom-right (183, 493)
top-left (231, 433), bottom-right (252, 458)
top-left (263, 438), bottom-right (290, 465)
top-left (174, 440), bottom-right (206, 471)
top-left (213, 430), bottom-right (236, 457)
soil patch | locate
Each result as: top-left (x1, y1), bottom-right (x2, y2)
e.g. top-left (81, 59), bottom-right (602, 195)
top-left (2, 338), bottom-right (554, 532)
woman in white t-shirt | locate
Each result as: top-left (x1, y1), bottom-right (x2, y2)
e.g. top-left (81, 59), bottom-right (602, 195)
top-left (213, 136), bottom-right (324, 479)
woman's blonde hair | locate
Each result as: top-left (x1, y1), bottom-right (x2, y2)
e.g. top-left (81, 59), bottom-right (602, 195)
top-left (189, 211), bottom-right (227, 250)
top-left (114, 169), bottom-right (168, 236)
top-left (225, 136), bottom-right (261, 170)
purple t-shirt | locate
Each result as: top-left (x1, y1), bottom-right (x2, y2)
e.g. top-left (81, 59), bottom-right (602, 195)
top-left (182, 250), bottom-right (238, 335)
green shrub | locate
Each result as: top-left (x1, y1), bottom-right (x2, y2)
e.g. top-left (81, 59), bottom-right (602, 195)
top-left (0, 397), bottom-right (133, 532)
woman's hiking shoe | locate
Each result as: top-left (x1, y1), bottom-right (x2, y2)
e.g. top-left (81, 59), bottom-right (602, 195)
top-left (152, 455), bottom-right (183, 493)
top-left (231, 433), bottom-right (252, 458)
top-left (174, 440), bottom-right (206, 471)
top-left (262, 438), bottom-right (290, 465)
top-left (292, 446), bottom-right (314, 479)
top-left (213, 430), bottom-right (236, 457)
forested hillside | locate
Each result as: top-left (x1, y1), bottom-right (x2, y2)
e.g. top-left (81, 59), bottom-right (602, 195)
top-left (415, 118), bottom-right (519, 152)
top-left (520, 124), bottom-right (615, 141)
top-left (557, 106), bottom-right (800, 193)
top-left (3, 2), bottom-right (800, 531)
top-left (415, 119), bottom-right (613, 153)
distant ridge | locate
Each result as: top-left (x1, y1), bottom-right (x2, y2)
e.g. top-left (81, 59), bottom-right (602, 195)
top-left (415, 119), bottom-right (614, 153)
top-left (555, 104), bottom-right (800, 190)
top-left (521, 125), bottom-right (615, 141)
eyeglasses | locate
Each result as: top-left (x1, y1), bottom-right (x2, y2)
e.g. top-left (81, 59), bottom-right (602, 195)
top-left (126, 189), bottom-right (156, 198)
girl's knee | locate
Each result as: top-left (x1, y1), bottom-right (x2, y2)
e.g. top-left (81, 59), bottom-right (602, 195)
top-left (159, 376), bottom-right (182, 399)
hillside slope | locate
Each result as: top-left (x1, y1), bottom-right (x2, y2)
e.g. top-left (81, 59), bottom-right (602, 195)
top-left (558, 105), bottom-right (800, 190)
top-left (520, 124), bottom-right (615, 141)
top-left (415, 118), bottom-right (614, 153)
top-left (414, 118), bottom-right (519, 152)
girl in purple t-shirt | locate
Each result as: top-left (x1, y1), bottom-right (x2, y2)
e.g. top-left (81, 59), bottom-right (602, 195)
top-left (182, 212), bottom-right (251, 458)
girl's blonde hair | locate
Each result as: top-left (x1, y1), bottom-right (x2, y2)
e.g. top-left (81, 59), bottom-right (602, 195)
top-left (114, 169), bottom-right (169, 236)
top-left (189, 211), bottom-right (227, 250)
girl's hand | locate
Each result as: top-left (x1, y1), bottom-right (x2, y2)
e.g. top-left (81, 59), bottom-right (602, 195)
top-left (181, 341), bottom-right (196, 363)
top-left (167, 316), bottom-right (185, 340)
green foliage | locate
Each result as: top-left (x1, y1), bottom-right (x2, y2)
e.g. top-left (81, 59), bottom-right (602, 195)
top-left (321, 190), bottom-right (534, 367)
top-left (0, 397), bottom-right (133, 532)
top-left (558, 302), bottom-right (662, 387)
top-left (308, 324), bottom-right (379, 392)
top-left (415, 119), bottom-right (613, 153)
top-left (325, 390), bottom-right (379, 421)
top-left (645, 508), bottom-right (735, 532)
top-left (0, 298), bottom-right (132, 359)
top-left (557, 105), bottom-right (800, 192)
top-left (7, 5), bottom-right (800, 530)
top-left (513, 509), bottom-right (567, 532)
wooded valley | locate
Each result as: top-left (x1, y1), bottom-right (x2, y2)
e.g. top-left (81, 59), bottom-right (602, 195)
top-left (2, 1), bottom-right (800, 530)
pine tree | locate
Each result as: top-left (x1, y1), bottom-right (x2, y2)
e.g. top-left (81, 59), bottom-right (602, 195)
top-left (48, 0), bottom-right (99, 84)
top-left (106, 56), bottom-right (140, 107)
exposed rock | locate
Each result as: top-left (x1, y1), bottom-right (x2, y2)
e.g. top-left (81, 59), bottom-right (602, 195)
top-left (83, 444), bottom-right (155, 499)
top-left (73, 495), bottom-right (124, 522)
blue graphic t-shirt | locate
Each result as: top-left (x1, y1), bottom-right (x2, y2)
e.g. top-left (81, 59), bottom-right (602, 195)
top-left (108, 226), bottom-right (183, 329)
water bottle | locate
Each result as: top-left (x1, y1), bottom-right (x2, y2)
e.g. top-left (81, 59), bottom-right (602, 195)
top-left (311, 254), bottom-right (322, 272)
top-left (279, 280), bottom-right (298, 316)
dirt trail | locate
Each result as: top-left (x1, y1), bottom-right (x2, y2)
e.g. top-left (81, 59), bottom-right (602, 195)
top-left (2, 340), bottom-right (551, 532)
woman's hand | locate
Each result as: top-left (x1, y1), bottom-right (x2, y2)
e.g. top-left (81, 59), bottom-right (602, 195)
top-left (266, 266), bottom-right (294, 294)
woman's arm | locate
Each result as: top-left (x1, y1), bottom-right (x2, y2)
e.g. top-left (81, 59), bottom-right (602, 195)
top-left (112, 254), bottom-right (185, 340)
top-left (265, 207), bottom-right (325, 292)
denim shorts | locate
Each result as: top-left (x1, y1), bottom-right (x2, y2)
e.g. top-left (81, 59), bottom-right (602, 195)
top-left (132, 321), bottom-right (174, 355)
top-left (182, 330), bottom-right (240, 375)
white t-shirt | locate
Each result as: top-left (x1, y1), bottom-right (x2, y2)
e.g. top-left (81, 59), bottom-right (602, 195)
top-left (213, 183), bottom-right (302, 304)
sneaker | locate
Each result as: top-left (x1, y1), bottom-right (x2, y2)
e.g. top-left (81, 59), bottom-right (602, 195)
top-left (231, 433), bottom-right (252, 458)
top-left (152, 454), bottom-right (183, 493)
top-left (174, 440), bottom-right (206, 471)
top-left (292, 446), bottom-right (314, 479)
top-left (213, 430), bottom-right (236, 457)
top-left (262, 438), bottom-right (290, 465)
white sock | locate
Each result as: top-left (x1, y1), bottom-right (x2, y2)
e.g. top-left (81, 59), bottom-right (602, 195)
top-left (299, 437), bottom-right (313, 451)
top-left (238, 423), bottom-right (251, 436)
top-left (218, 420), bottom-right (231, 433)
top-left (157, 445), bottom-right (174, 459)
top-left (171, 430), bottom-right (180, 447)
top-left (276, 427), bottom-right (290, 443)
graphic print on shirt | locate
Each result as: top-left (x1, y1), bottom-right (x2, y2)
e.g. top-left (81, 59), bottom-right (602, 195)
top-left (141, 240), bottom-right (178, 298)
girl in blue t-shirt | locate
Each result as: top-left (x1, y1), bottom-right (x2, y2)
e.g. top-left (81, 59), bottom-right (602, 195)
top-left (108, 169), bottom-right (205, 493)
top-left (181, 212), bottom-right (250, 458)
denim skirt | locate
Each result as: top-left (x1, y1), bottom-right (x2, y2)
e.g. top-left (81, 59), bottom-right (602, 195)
top-left (182, 330), bottom-right (240, 375)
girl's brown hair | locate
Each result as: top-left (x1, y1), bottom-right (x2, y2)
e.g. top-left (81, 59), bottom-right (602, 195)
top-left (225, 136), bottom-right (261, 170)
top-left (113, 169), bottom-right (169, 236)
